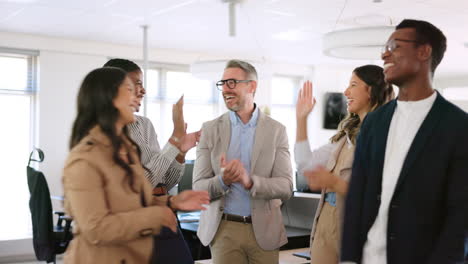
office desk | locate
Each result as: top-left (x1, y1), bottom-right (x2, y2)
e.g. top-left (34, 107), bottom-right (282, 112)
top-left (194, 247), bottom-right (310, 264)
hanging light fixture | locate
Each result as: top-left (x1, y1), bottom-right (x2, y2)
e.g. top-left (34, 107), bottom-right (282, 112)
top-left (322, 26), bottom-right (394, 60)
top-left (221, 0), bottom-right (243, 37)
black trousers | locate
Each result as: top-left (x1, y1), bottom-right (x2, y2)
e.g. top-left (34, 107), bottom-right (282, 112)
top-left (151, 225), bottom-right (193, 264)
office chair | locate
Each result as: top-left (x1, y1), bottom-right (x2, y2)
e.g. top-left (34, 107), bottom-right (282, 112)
top-left (27, 148), bottom-right (73, 263)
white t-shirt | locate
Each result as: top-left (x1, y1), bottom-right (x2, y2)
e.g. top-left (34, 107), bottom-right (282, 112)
top-left (362, 91), bottom-right (437, 264)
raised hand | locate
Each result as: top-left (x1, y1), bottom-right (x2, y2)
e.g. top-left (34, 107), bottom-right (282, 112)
top-left (180, 130), bottom-right (201, 153)
top-left (296, 81), bottom-right (316, 120)
top-left (171, 190), bottom-right (210, 211)
top-left (172, 95), bottom-right (186, 139)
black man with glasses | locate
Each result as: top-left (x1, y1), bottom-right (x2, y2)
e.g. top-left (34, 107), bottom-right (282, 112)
top-left (341, 19), bottom-right (468, 264)
top-left (193, 59), bottom-right (293, 264)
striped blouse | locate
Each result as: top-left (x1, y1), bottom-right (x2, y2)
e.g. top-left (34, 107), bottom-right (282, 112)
top-left (127, 115), bottom-right (184, 190)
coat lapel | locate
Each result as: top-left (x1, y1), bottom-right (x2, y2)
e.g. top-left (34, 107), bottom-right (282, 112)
top-left (374, 100), bottom-right (397, 181)
top-left (218, 113), bottom-right (231, 157)
top-left (250, 111), bottom-right (265, 173)
top-left (326, 137), bottom-right (346, 171)
top-left (394, 92), bottom-right (444, 191)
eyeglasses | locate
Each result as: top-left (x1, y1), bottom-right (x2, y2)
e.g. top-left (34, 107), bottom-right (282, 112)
top-left (216, 79), bottom-right (252, 90)
top-left (381, 38), bottom-right (421, 54)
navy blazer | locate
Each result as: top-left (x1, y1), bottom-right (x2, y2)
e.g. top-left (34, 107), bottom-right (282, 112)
top-left (341, 92), bottom-right (468, 264)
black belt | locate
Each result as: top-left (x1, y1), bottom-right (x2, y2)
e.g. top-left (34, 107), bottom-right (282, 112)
top-left (222, 213), bottom-right (252, 223)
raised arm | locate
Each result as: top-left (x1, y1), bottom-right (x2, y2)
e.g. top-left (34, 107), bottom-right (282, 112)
top-left (294, 80), bottom-right (334, 176)
top-left (136, 117), bottom-right (184, 190)
top-left (296, 80), bottom-right (316, 142)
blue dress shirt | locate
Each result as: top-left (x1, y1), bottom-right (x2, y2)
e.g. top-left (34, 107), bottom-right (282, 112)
top-left (218, 106), bottom-right (259, 216)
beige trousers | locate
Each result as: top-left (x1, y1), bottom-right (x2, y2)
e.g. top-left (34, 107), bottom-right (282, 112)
top-left (210, 219), bottom-right (279, 264)
top-left (310, 202), bottom-right (339, 264)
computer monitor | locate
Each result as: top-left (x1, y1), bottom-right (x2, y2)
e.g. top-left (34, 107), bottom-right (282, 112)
top-left (178, 160), bottom-right (194, 193)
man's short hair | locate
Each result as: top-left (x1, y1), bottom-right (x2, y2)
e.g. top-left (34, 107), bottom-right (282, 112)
top-left (225, 60), bottom-right (258, 81)
top-left (396, 19), bottom-right (447, 74)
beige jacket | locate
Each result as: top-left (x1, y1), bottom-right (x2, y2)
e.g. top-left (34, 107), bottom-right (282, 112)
top-left (309, 137), bottom-right (355, 248)
top-left (62, 126), bottom-right (169, 264)
top-left (193, 111), bottom-right (293, 251)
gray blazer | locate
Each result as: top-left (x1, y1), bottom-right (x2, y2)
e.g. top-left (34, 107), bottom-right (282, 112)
top-left (192, 110), bottom-right (293, 250)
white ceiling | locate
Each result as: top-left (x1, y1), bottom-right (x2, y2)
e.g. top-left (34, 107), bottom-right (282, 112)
top-left (1, 0), bottom-right (468, 76)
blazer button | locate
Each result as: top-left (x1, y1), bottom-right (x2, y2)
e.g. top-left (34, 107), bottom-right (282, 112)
top-left (389, 233), bottom-right (396, 241)
top-left (390, 204), bottom-right (399, 209)
top-left (377, 194), bottom-right (381, 201)
top-left (219, 206), bottom-right (224, 212)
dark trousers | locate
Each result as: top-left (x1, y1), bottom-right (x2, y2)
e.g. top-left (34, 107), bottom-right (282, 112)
top-left (151, 225), bottom-right (193, 264)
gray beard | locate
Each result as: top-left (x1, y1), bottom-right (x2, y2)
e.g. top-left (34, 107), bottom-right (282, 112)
top-left (227, 105), bottom-right (240, 112)
top-left (225, 99), bottom-right (243, 112)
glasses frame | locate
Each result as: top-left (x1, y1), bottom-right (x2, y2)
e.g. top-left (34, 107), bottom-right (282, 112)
top-left (381, 38), bottom-right (422, 55)
top-left (216, 79), bottom-right (253, 90)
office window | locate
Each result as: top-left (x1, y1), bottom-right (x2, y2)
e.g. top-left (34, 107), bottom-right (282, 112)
top-left (270, 75), bottom-right (301, 188)
top-left (144, 65), bottom-right (219, 160)
top-left (0, 50), bottom-right (38, 240)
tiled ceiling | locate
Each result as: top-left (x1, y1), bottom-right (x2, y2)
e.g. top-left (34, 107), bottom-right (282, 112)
top-left (1, 0), bottom-right (468, 75)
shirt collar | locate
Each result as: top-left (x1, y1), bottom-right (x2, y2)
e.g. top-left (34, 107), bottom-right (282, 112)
top-left (229, 103), bottom-right (259, 127)
top-left (396, 90), bottom-right (437, 111)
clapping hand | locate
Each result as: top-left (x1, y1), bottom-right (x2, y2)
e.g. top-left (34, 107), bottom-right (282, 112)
top-left (220, 153), bottom-right (252, 189)
top-left (303, 166), bottom-right (338, 191)
top-left (171, 190), bottom-right (210, 211)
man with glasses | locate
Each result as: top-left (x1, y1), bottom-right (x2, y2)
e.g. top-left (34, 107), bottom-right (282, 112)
top-left (193, 59), bottom-right (293, 264)
top-left (341, 19), bottom-right (468, 264)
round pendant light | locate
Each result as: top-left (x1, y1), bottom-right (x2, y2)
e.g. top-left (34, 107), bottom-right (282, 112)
top-left (322, 26), bottom-right (394, 60)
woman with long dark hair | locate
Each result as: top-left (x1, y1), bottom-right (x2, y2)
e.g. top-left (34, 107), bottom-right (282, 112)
top-left (295, 65), bottom-right (394, 263)
top-left (63, 67), bottom-right (209, 263)
top-left (103, 58), bottom-right (200, 263)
